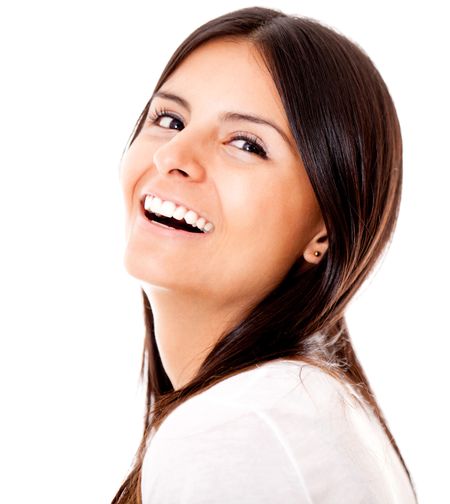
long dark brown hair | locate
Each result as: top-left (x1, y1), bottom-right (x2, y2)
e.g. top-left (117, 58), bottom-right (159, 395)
top-left (112, 6), bottom-right (417, 503)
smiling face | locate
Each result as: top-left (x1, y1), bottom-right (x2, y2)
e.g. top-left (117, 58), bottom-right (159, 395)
top-left (120, 37), bottom-right (327, 313)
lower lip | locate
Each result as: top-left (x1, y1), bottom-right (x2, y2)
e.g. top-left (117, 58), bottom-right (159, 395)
top-left (137, 203), bottom-right (212, 240)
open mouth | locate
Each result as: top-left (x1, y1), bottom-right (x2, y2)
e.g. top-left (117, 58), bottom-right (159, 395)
top-left (143, 208), bottom-right (204, 234)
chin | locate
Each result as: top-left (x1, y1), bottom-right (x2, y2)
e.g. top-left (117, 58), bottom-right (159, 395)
top-left (122, 247), bottom-right (186, 291)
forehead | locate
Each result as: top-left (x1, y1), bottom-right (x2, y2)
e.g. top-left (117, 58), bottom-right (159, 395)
top-left (158, 38), bottom-right (288, 126)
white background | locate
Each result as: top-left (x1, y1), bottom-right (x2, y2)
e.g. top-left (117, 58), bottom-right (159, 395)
top-left (1, 1), bottom-right (448, 502)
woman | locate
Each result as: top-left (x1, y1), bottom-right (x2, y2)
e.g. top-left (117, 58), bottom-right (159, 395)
top-left (114, 6), bottom-right (417, 503)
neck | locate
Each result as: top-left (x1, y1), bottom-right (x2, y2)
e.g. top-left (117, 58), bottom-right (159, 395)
top-left (142, 285), bottom-right (246, 390)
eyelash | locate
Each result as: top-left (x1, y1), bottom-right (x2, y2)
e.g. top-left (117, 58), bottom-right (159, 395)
top-left (146, 107), bottom-right (269, 160)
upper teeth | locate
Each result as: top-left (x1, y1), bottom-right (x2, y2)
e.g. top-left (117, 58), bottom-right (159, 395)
top-left (144, 195), bottom-right (214, 233)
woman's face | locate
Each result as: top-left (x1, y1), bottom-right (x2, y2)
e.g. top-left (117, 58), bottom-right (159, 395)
top-left (120, 37), bottom-right (326, 312)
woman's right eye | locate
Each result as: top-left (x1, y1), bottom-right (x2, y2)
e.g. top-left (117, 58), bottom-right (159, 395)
top-left (147, 108), bottom-right (184, 131)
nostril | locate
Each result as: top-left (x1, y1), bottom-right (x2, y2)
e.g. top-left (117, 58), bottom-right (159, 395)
top-left (171, 168), bottom-right (189, 177)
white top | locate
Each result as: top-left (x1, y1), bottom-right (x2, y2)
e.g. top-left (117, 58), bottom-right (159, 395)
top-left (141, 359), bottom-right (416, 503)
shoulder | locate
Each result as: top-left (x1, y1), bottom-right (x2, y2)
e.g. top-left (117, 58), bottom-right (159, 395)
top-left (149, 360), bottom-right (355, 441)
top-left (141, 360), bottom-right (416, 503)
top-left (143, 407), bottom-right (309, 503)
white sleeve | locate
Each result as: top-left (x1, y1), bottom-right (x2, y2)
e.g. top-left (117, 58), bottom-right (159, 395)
top-left (141, 408), bottom-right (408, 504)
top-left (141, 367), bottom-right (416, 504)
top-left (142, 410), bottom-right (313, 504)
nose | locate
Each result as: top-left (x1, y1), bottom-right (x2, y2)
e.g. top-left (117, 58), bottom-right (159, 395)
top-left (152, 128), bottom-right (207, 182)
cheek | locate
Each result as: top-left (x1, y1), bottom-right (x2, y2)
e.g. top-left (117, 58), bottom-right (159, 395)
top-left (228, 181), bottom-right (319, 265)
top-left (244, 180), bottom-right (314, 233)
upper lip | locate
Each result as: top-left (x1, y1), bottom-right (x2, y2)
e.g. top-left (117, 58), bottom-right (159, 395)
top-left (140, 190), bottom-right (211, 223)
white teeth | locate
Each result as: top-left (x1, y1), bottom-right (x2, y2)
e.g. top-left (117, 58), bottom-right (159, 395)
top-left (184, 210), bottom-right (198, 225)
top-left (143, 194), bottom-right (214, 233)
top-left (173, 205), bottom-right (187, 220)
top-left (160, 200), bottom-right (176, 218)
top-left (195, 217), bottom-right (206, 230)
top-left (144, 196), bottom-right (153, 212)
top-left (149, 196), bottom-right (162, 214)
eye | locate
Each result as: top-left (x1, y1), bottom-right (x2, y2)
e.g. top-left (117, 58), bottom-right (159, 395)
top-left (147, 107), bottom-right (184, 131)
top-left (229, 133), bottom-right (268, 160)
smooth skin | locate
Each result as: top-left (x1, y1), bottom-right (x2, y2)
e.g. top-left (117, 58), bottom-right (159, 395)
top-left (119, 37), bottom-right (328, 389)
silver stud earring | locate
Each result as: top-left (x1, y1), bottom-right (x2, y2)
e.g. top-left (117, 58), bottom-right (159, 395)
top-left (314, 251), bottom-right (321, 257)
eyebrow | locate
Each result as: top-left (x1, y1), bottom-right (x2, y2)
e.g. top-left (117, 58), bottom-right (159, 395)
top-left (151, 90), bottom-right (293, 148)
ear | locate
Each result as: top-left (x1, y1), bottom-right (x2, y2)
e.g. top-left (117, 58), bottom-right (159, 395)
top-left (302, 224), bottom-right (328, 266)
